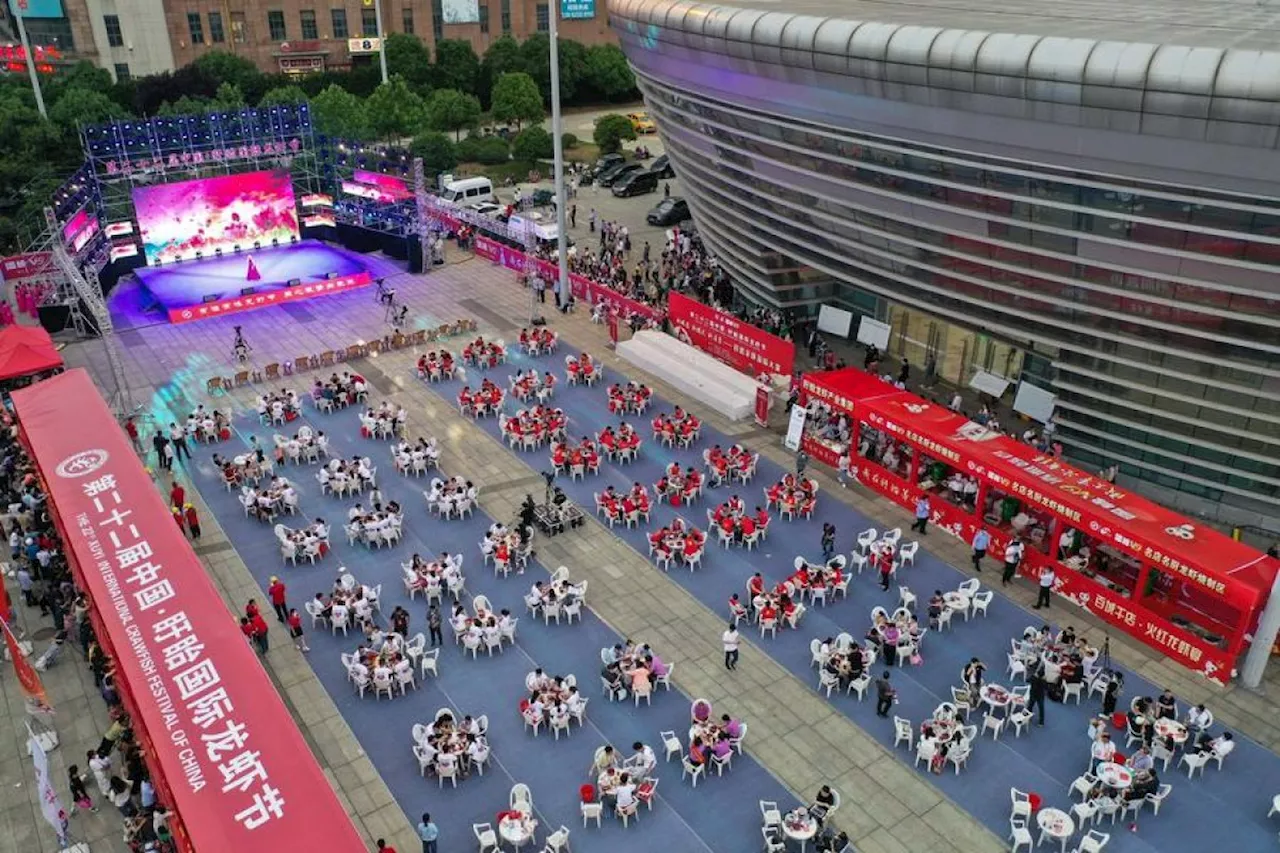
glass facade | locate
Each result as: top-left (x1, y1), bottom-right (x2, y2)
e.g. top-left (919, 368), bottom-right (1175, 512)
top-left (615, 45), bottom-right (1280, 514)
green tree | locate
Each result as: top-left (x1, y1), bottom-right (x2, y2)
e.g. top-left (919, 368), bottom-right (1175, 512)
top-left (54, 61), bottom-right (114, 95)
top-left (478, 35), bottom-right (522, 107)
top-left (364, 75), bottom-right (426, 140)
top-left (593, 113), bottom-right (636, 154)
top-left (258, 85), bottom-right (308, 106)
top-left (457, 135), bottom-right (510, 165)
top-left (156, 95), bottom-right (213, 116)
top-left (47, 88), bottom-right (129, 135)
top-left (517, 35), bottom-right (587, 104)
top-left (385, 32), bottom-right (434, 88)
top-left (426, 88), bottom-right (481, 140)
top-left (410, 131), bottom-right (458, 174)
top-left (584, 44), bottom-right (636, 100)
top-left (310, 83), bottom-right (370, 139)
top-left (433, 39), bottom-right (480, 94)
top-left (490, 72), bottom-right (543, 130)
top-left (512, 125), bottom-right (552, 162)
top-left (191, 51), bottom-right (263, 91)
top-left (213, 82), bottom-right (247, 108)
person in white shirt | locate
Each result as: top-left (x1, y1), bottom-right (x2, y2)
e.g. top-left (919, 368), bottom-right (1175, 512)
top-left (1058, 528), bottom-right (1076, 560)
top-left (1090, 732), bottom-right (1116, 771)
top-left (722, 622), bottom-right (740, 671)
top-left (613, 776), bottom-right (637, 811)
top-left (1087, 716), bottom-right (1107, 742)
top-left (1034, 567), bottom-right (1056, 609)
top-left (633, 741), bottom-right (657, 773)
top-left (1186, 704), bottom-right (1213, 732)
top-left (566, 687), bottom-right (586, 717)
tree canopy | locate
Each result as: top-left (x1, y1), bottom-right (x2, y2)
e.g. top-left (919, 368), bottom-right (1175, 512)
top-left (365, 76), bottom-right (427, 140)
top-left (426, 88), bottom-right (482, 141)
top-left (433, 40), bottom-right (481, 96)
top-left (385, 33), bottom-right (434, 89)
top-left (311, 84), bottom-right (370, 140)
top-left (593, 113), bottom-right (637, 154)
top-left (490, 72), bottom-right (544, 130)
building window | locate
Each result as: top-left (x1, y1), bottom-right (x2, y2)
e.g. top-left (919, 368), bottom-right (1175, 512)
top-left (103, 14), bottom-right (123, 47)
top-left (331, 8), bottom-right (348, 38)
top-left (430, 0), bottom-right (442, 40)
top-left (360, 7), bottom-right (377, 35)
top-left (230, 11), bottom-right (247, 42)
top-left (113, 62), bottom-right (130, 80)
top-left (500, 0), bottom-right (510, 33)
top-left (401, 5), bottom-right (414, 34)
top-left (208, 11), bottom-right (225, 42)
top-left (300, 9), bottom-right (318, 38)
top-left (535, 3), bottom-right (548, 31)
top-left (268, 9), bottom-right (287, 40)
top-left (187, 12), bottom-right (204, 44)
top-left (478, 3), bottom-right (488, 33)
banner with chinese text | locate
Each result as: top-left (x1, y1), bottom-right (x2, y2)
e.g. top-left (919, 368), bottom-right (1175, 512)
top-left (667, 292), bottom-right (794, 378)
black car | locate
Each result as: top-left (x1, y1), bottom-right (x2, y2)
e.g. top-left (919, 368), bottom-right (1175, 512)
top-left (646, 196), bottom-right (690, 226)
top-left (613, 170), bottom-right (658, 198)
top-left (590, 153), bottom-right (626, 179)
top-left (598, 162), bottom-right (644, 187)
top-left (649, 154), bottom-right (674, 179)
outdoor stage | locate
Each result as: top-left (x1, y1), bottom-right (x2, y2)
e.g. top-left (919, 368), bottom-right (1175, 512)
top-left (132, 240), bottom-right (374, 324)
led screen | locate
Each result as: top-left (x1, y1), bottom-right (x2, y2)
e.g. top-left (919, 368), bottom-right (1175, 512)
top-left (342, 180), bottom-right (399, 203)
top-left (353, 169), bottom-right (411, 200)
top-left (133, 170), bottom-right (299, 264)
top-left (62, 207), bottom-right (100, 253)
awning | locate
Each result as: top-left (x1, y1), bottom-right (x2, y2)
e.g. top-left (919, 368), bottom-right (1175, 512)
top-left (10, 370), bottom-right (365, 853)
top-left (0, 325), bottom-right (62, 381)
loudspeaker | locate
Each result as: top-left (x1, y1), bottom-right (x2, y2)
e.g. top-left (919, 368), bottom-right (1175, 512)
top-left (326, 271), bottom-right (338, 279)
top-left (240, 287), bottom-right (256, 296)
top-left (287, 278), bottom-right (301, 286)
top-left (215, 247), bottom-right (223, 257)
top-left (202, 294), bottom-right (219, 304)
top-left (37, 305), bottom-right (72, 334)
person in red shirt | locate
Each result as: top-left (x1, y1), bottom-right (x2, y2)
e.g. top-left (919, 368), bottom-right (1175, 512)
top-left (239, 617), bottom-right (255, 644)
top-left (245, 599), bottom-right (261, 621)
top-left (719, 515), bottom-right (735, 538)
top-left (286, 608), bottom-right (309, 652)
top-left (250, 611), bottom-right (270, 655)
top-left (748, 573), bottom-right (765, 597)
top-left (124, 416), bottom-right (141, 453)
top-left (760, 602), bottom-right (778, 623)
top-left (169, 480), bottom-right (184, 509)
top-left (755, 507), bottom-right (770, 529)
top-left (184, 504), bottom-right (201, 540)
top-left (171, 505), bottom-right (184, 530)
top-left (268, 577), bottom-right (289, 623)
top-left (740, 515), bottom-right (756, 538)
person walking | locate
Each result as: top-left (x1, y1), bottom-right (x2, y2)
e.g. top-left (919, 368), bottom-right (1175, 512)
top-left (821, 523), bottom-right (836, 560)
top-left (722, 622), bottom-right (740, 671)
top-left (416, 813), bottom-right (440, 853)
top-left (1002, 537), bottom-right (1024, 586)
top-left (268, 576), bottom-right (289, 623)
top-left (1034, 566), bottom-right (1056, 609)
top-left (589, 208), bottom-right (597, 232)
top-left (1026, 665), bottom-right (1048, 726)
top-left (124, 416), bottom-right (141, 454)
top-left (287, 608), bottom-right (309, 652)
top-left (151, 432), bottom-right (170, 472)
top-left (971, 528), bottom-right (990, 572)
top-left (184, 504), bottom-right (201, 540)
top-left (877, 548), bottom-right (894, 591)
top-left (874, 671), bottom-right (896, 717)
top-left (68, 764), bottom-right (98, 813)
top-left (795, 449), bottom-right (808, 478)
top-left (569, 204), bottom-right (577, 229)
top-left (837, 451), bottom-right (851, 488)
top-left (911, 495), bottom-right (930, 534)
top-left (168, 422), bottom-right (191, 462)
top-left (427, 603), bottom-right (443, 647)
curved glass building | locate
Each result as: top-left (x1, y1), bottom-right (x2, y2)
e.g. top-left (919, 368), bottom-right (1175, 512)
top-left (608, 0), bottom-right (1280, 522)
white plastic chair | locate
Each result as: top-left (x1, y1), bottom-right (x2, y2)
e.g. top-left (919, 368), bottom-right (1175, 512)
top-left (893, 716), bottom-right (913, 750)
top-left (661, 730), bottom-right (681, 762)
top-left (1009, 817), bottom-right (1033, 853)
top-left (473, 822), bottom-right (499, 853)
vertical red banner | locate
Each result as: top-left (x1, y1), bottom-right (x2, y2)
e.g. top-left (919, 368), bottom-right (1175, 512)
top-left (754, 386), bottom-right (770, 427)
top-left (608, 311), bottom-right (619, 346)
top-left (2, 619), bottom-right (49, 710)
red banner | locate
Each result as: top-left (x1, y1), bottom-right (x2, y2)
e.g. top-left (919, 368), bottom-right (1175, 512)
top-left (170, 272), bottom-right (372, 324)
top-left (472, 235), bottom-right (664, 324)
top-left (11, 370), bottom-right (365, 852)
top-left (755, 386), bottom-right (770, 427)
top-left (2, 619), bottom-right (50, 709)
top-left (667, 291), bottom-right (794, 378)
top-left (1, 252), bottom-right (54, 282)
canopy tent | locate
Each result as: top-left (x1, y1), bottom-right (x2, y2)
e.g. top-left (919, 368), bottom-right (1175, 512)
top-left (0, 325), bottom-right (62, 381)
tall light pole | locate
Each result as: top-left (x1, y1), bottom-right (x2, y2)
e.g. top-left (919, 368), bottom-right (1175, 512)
top-left (365, 0), bottom-right (388, 83)
top-left (14, 7), bottom-right (47, 118)
top-left (548, 1), bottom-right (570, 304)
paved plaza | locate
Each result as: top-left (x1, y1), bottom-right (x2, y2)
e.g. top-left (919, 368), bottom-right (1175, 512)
top-left (5, 252), bottom-right (1280, 853)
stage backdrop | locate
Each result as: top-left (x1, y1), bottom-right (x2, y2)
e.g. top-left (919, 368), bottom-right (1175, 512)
top-left (133, 170), bottom-right (300, 265)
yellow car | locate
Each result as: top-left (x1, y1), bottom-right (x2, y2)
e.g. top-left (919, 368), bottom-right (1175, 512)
top-left (628, 112), bottom-right (657, 134)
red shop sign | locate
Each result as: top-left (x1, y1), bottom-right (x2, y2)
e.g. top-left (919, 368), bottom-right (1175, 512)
top-left (667, 291), bottom-right (794, 378)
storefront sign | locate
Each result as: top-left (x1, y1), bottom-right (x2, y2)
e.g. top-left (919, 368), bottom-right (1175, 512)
top-left (560, 0), bottom-right (595, 18)
top-left (347, 37), bottom-right (381, 53)
top-left (667, 292), bottom-right (794, 378)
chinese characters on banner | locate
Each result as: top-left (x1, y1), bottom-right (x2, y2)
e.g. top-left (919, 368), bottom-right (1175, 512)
top-left (10, 370), bottom-right (365, 850)
top-left (0, 252), bottom-right (54, 282)
top-left (103, 140), bottom-right (302, 177)
top-left (170, 272), bottom-right (372, 324)
top-left (667, 292), bottom-right (795, 378)
top-left (27, 722), bottom-right (68, 847)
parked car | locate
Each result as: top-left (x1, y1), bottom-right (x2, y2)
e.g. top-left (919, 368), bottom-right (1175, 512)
top-left (598, 162), bottom-right (644, 187)
top-left (649, 154), bottom-right (674, 179)
top-left (613, 170), bottom-right (659, 198)
top-left (464, 201), bottom-right (504, 220)
top-left (628, 112), bottom-right (657, 134)
top-left (646, 196), bottom-right (690, 226)
top-left (589, 153), bottom-right (626, 180)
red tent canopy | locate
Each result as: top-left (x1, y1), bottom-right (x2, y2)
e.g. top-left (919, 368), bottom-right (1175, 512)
top-left (0, 325), bottom-right (62, 381)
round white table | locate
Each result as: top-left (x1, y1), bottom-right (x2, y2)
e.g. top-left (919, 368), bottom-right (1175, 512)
top-left (980, 683), bottom-right (1012, 715)
top-left (1036, 807), bottom-right (1075, 852)
top-left (1096, 761), bottom-right (1133, 790)
top-left (782, 812), bottom-right (818, 852)
top-left (1154, 718), bottom-right (1188, 744)
top-left (499, 817), bottom-right (536, 850)
top-left (943, 591), bottom-right (970, 612)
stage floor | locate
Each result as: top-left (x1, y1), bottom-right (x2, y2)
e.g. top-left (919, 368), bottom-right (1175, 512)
top-left (132, 241), bottom-right (374, 323)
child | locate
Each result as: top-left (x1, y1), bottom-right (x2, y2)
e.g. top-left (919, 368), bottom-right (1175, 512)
top-left (184, 504), bottom-right (201, 540)
top-left (287, 608), bottom-right (309, 652)
top-left (837, 451), bottom-right (851, 488)
top-left (68, 765), bottom-right (98, 813)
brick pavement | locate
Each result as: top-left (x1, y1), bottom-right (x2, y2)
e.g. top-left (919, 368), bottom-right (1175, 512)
top-left (37, 250), bottom-right (1280, 853)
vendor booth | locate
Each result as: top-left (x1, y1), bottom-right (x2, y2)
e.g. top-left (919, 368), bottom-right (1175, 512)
top-left (11, 370), bottom-right (365, 852)
top-left (0, 325), bottom-right (63, 383)
top-left (801, 368), bottom-right (1279, 684)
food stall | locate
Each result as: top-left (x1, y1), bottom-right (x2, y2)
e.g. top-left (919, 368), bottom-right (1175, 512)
top-left (801, 368), bottom-right (1279, 684)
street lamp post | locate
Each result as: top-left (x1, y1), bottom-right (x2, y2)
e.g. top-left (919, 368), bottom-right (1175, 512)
top-left (548, 2), bottom-right (570, 307)
top-left (365, 0), bottom-right (389, 84)
top-left (14, 8), bottom-right (47, 118)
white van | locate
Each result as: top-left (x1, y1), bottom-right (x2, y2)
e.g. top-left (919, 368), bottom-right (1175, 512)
top-left (441, 176), bottom-right (494, 205)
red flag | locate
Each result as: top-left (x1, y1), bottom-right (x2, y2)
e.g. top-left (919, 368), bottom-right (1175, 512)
top-left (0, 581), bottom-right (12, 625)
top-left (1, 619), bottom-right (49, 711)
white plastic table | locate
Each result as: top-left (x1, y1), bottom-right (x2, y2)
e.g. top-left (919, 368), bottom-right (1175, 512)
top-left (1036, 807), bottom-right (1075, 852)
